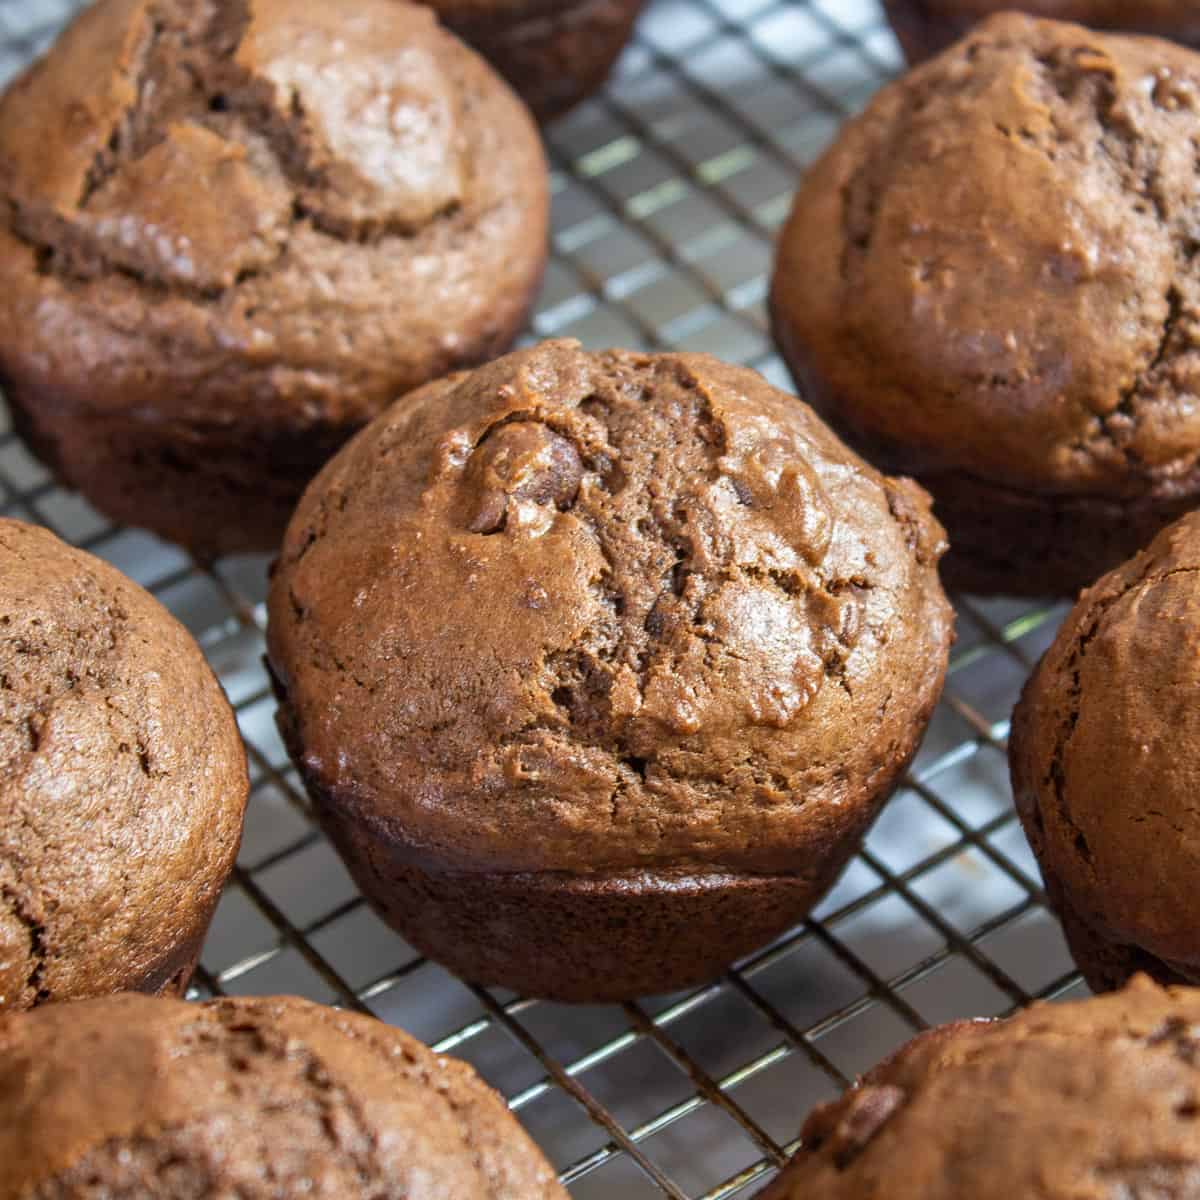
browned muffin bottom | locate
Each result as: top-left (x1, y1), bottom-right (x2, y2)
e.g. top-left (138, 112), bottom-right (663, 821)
top-left (771, 14), bottom-right (1200, 596)
top-left (0, 0), bottom-right (548, 557)
top-left (758, 976), bottom-right (1200, 1198)
top-left (885, 0), bottom-right (1200, 64)
top-left (425, 0), bottom-right (647, 120)
top-left (0, 993), bottom-right (565, 1199)
top-left (267, 339), bottom-right (953, 1002)
top-left (0, 518), bottom-right (248, 1012)
top-left (1011, 511), bottom-right (1200, 992)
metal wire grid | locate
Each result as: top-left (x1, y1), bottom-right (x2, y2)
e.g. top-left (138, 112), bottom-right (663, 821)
top-left (0, 0), bottom-right (1090, 1196)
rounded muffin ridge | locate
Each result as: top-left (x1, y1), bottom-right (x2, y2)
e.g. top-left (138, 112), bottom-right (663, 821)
top-left (0, 517), bottom-right (247, 1011)
top-left (0, 992), bottom-right (564, 1200)
top-left (267, 339), bottom-right (953, 877)
top-left (772, 11), bottom-right (1200, 498)
top-left (1011, 509), bottom-right (1200, 976)
top-left (762, 975), bottom-right (1200, 1198)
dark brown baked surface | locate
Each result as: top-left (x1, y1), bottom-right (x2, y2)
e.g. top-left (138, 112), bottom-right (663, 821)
top-left (0, 0), bottom-right (548, 556)
top-left (0, 518), bottom-right (247, 1012)
top-left (1011, 510), bottom-right (1200, 991)
top-left (0, 992), bottom-right (565, 1199)
top-left (759, 975), bottom-right (1200, 1198)
top-left (771, 13), bottom-right (1200, 595)
top-left (426, 0), bottom-right (646, 120)
top-left (885, 0), bottom-right (1200, 63)
top-left (266, 338), bottom-right (953, 999)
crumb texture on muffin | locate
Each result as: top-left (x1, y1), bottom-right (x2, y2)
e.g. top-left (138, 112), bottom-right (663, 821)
top-left (760, 976), bottom-right (1200, 1198)
top-left (1011, 510), bottom-right (1200, 988)
top-left (268, 339), bottom-right (953, 879)
top-left (0, 993), bottom-right (565, 1199)
top-left (0, 518), bottom-right (247, 1011)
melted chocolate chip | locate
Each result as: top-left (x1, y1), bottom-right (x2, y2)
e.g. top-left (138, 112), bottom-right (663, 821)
top-left (463, 422), bottom-right (583, 534)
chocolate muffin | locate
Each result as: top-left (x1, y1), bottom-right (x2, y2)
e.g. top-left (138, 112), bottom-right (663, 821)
top-left (759, 975), bottom-right (1200, 1199)
top-left (0, 0), bottom-right (549, 557)
top-left (1011, 510), bottom-right (1200, 992)
top-left (771, 13), bottom-right (1200, 596)
top-left (0, 518), bottom-right (247, 1011)
top-left (266, 339), bottom-right (954, 1002)
top-left (0, 992), bottom-right (566, 1198)
top-left (425, 0), bottom-right (647, 120)
top-left (885, 1), bottom-right (1200, 64)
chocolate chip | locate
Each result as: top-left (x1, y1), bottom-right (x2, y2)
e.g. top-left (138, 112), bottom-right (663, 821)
top-left (463, 422), bottom-right (583, 534)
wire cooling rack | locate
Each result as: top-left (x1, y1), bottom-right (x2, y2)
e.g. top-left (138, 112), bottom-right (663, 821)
top-left (0, 1), bottom-right (1088, 1195)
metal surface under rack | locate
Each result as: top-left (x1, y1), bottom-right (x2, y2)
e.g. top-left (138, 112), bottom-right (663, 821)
top-left (0, 1), bottom-right (1088, 1196)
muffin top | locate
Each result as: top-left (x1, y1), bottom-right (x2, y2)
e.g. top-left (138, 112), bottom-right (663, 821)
top-left (761, 975), bottom-right (1200, 1198)
top-left (267, 340), bottom-right (952, 877)
top-left (772, 13), bottom-right (1200, 498)
top-left (0, 0), bottom-right (546, 422)
top-left (0, 518), bottom-right (246, 1010)
top-left (1011, 509), bottom-right (1200, 973)
top-left (0, 992), bottom-right (564, 1200)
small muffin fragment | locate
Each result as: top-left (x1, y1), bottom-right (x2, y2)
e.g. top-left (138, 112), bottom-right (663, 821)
top-left (423, 0), bottom-right (648, 119)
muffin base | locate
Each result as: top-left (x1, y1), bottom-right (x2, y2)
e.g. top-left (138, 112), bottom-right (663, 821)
top-left (918, 469), bottom-right (1200, 598)
top-left (6, 390), bottom-right (352, 559)
top-left (372, 860), bottom-right (835, 1002)
top-left (443, 0), bottom-right (647, 120)
top-left (882, 0), bottom-right (1200, 64)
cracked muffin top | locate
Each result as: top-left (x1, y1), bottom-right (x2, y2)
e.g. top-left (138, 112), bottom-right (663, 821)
top-left (0, 0), bottom-right (547, 428)
top-left (0, 518), bottom-right (247, 1011)
top-left (1011, 510), bottom-right (1200, 975)
top-left (760, 975), bottom-right (1200, 1199)
top-left (771, 12), bottom-right (1200, 500)
top-left (266, 340), bottom-right (953, 877)
top-left (0, 992), bottom-right (565, 1199)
